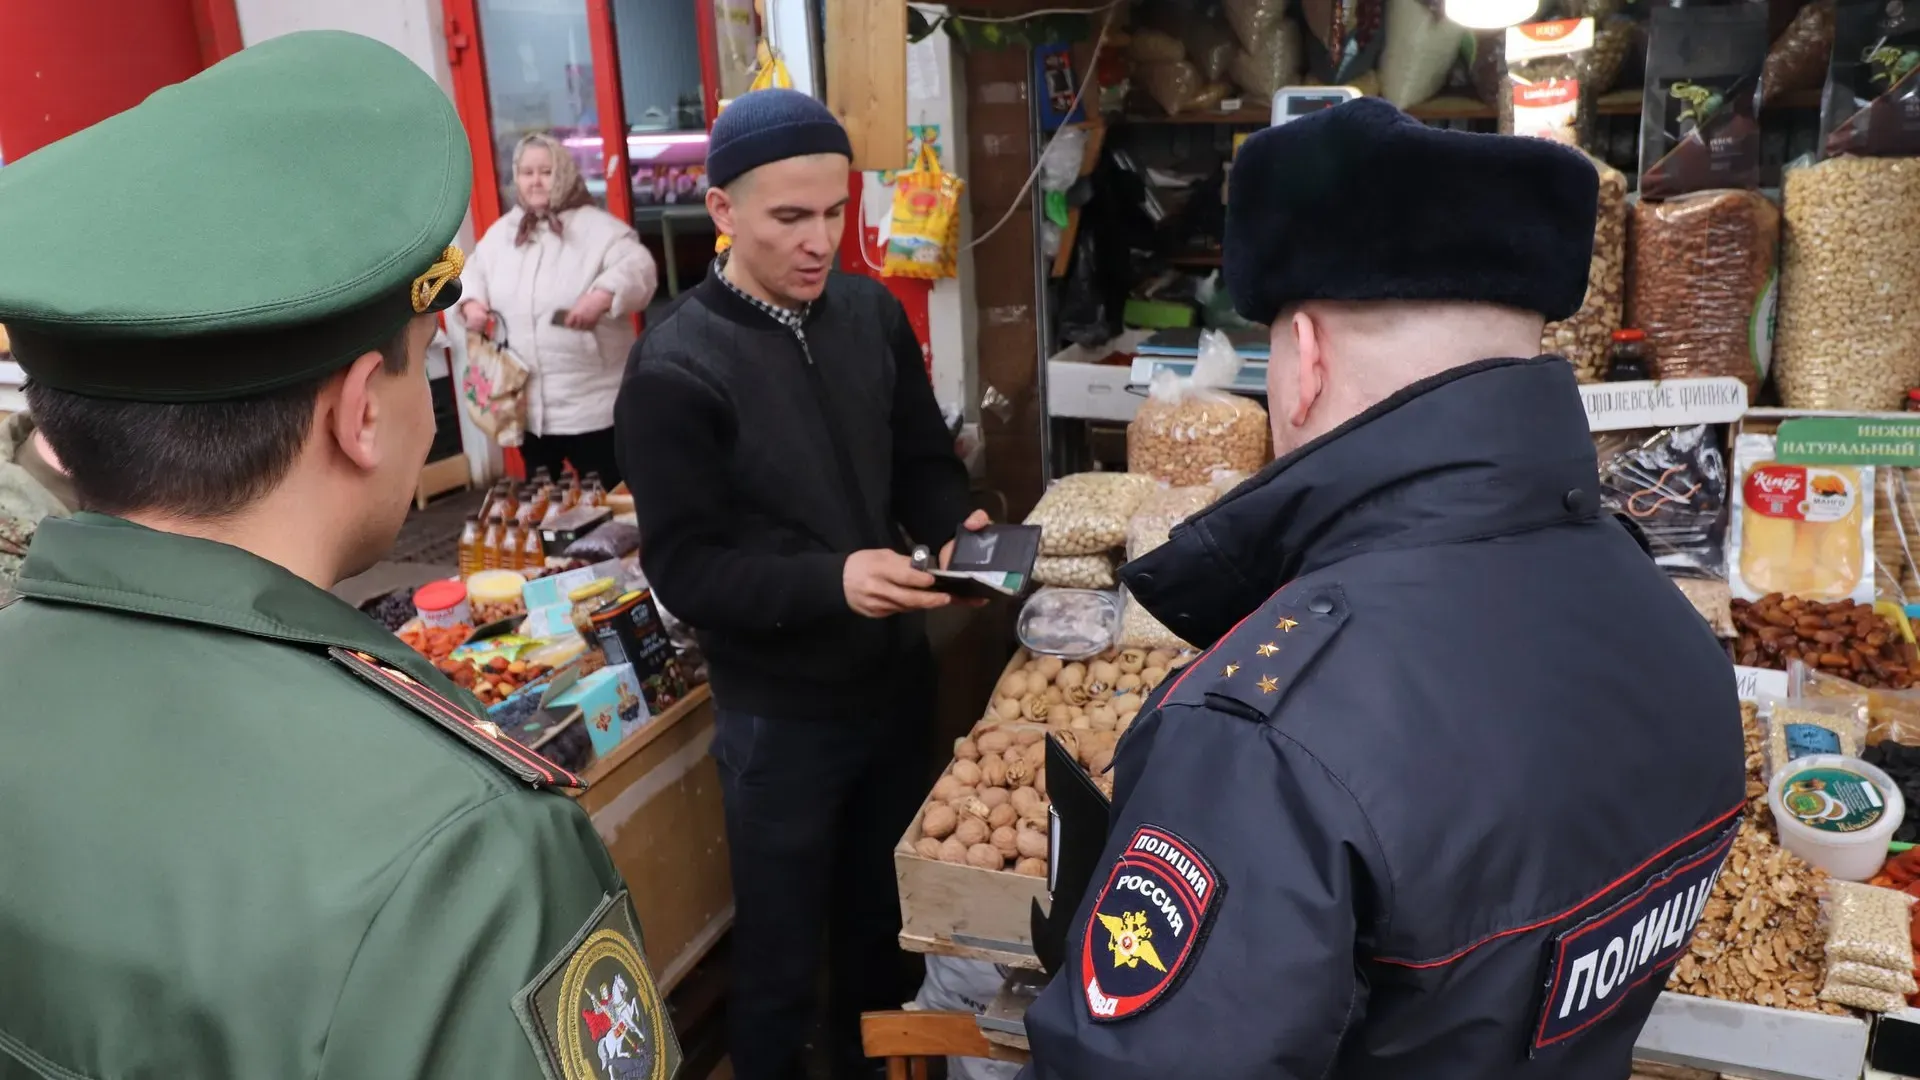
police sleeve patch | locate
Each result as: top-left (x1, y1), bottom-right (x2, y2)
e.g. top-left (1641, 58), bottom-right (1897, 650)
top-left (514, 890), bottom-right (682, 1080)
top-left (1081, 824), bottom-right (1225, 1023)
top-left (1532, 818), bottom-right (1741, 1052)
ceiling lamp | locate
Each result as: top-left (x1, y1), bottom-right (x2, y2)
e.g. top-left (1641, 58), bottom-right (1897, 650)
top-left (1444, 0), bottom-right (1539, 30)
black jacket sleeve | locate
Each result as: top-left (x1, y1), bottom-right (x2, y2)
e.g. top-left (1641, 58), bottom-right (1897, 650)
top-left (1020, 704), bottom-right (1378, 1080)
top-left (882, 300), bottom-right (972, 547)
top-left (615, 353), bottom-right (849, 634)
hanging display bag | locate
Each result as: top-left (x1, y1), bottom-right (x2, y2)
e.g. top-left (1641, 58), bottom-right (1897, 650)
top-left (715, 43), bottom-right (795, 255)
top-left (461, 314), bottom-right (532, 449)
top-left (883, 142), bottom-right (965, 280)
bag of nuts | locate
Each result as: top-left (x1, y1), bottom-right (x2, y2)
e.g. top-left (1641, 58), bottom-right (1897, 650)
top-left (1501, 17), bottom-right (1598, 150)
top-left (1629, 191), bottom-right (1781, 395)
top-left (1025, 472), bottom-right (1160, 556)
top-left (1542, 154), bottom-right (1628, 382)
top-left (1033, 554), bottom-right (1118, 591)
top-left (1773, 155), bottom-right (1920, 410)
top-left (1127, 331), bottom-right (1271, 487)
top-left (1126, 485), bottom-right (1220, 562)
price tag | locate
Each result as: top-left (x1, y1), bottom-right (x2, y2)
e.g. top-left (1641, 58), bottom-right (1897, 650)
top-left (1734, 664), bottom-right (1788, 702)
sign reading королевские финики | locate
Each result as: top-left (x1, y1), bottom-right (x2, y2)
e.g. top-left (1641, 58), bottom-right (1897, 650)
top-left (1774, 418), bottom-right (1920, 466)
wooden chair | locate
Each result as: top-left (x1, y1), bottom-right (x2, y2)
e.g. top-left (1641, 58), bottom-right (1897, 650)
top-left (861, 1010), bottom-right (1031, 1080)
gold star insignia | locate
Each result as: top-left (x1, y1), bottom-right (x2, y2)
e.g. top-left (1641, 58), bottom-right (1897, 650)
top-left (1256, 675), bottom-right (1280, 694)
top-left (1256, 642), bottom-right (1279, 657)
top-left (1222, 663), bottom-right (1240, 677)
top-left (1277, 618), bottom-right (1298, 632)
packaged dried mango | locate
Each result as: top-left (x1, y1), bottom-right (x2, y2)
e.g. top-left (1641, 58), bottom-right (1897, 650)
top-left (1730, 433), bottom-right (1875, 604)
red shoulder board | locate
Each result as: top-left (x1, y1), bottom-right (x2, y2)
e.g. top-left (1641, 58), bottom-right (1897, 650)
top-left (329, 647), bottom-right (584, 791)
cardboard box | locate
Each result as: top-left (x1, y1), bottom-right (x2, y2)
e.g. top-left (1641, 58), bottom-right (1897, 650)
top-left (550, 662), bottom-right (649, 757)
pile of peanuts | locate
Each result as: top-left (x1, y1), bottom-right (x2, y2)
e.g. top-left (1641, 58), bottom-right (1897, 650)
top-left (1774, 156), bottom-right (1920, 410)
top-left (1631, 190), bottom-right (1780, 395)
top-left (1544, 156), bottom-right (1629, 383)
top-left (1128, 392), bottom-right (1270, 487)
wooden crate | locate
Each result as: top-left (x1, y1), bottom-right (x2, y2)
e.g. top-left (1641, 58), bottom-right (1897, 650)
top-left (897, 649), bottom-right (1050, 968)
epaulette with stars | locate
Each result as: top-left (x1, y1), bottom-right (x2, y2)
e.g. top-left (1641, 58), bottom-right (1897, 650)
top-left (1161, 584), bottom-right (1350, 720)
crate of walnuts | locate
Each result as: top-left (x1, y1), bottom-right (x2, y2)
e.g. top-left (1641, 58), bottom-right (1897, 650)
top-left (895, 647), bottom-right (1192, 964)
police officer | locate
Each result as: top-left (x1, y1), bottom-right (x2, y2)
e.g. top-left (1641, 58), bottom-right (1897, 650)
top-left (1020, 99), bottom-right (1744, 1079)
top-left (0, 33), bottom-right (677, 1080)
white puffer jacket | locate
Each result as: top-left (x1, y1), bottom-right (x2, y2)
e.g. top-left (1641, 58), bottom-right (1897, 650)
top-left (463, 205), bottom-right (658, 436)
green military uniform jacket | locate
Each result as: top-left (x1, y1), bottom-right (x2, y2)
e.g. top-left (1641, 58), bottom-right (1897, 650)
top-left (0, 514), bottom-right (677, 1080)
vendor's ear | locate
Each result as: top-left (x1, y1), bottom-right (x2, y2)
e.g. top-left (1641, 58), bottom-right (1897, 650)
top-left (1288, 310), bottom-right (1328, 430)
top-left (706, 184), bottom-right (736, 238)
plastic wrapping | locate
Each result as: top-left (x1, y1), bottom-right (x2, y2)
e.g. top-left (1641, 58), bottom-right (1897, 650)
top-left (1501, 18), bottom-right (1597, 150)
top-left (1224, 0), bottom-right (1289, 51)
top-left (1468, 31), bottom-right (1503, 105)
top-left (1126, 485), bottom-right (1219, 562)
top-left (1379, 0), bottom-right (1465, 108)
top-left (1542, 155), bottom-right (1628, 383)
top-left (1800, 662), bottom-right (1920, 748)
top-left (1820, 0), bottom-right (1920, 158)
top-left (1761, 695), bottom-right (1869, 778)
top-left (1017, 588), bottom-right (1121, 659)
top-left (1828, 958), bottom-right (1919, 993)
top-left (1877, 469), bottom-right (1917, 606)
top-left (1821, 880), bottom-right (1917, 969)
top-left (1639, 5), bottom-right (1769, 200)
top-left (1763, 0), bottom-right (1836, 104)
top-left (1598, 425), bottom-right (1727, 576)
top-left (1025, 473), bottom-right (1160, 556)
top-left (1583, 16), bottom-right (1634, 95)
top-left (1228, 19), bottom-right (1304, 100)
top-left (1300, 0), bottom-right (1384, 84)
top-left (564, 521), bottom-right (640, 563)
top-left (1033, 554), bottom-right (1117, 590)
top-left (462, 321), bottom-right (532, 448)
top-left (1127, 331), bottom-right (1270, 486)
top-left (1629, 191), bottom-right (1780, 394)
top-left (1730, 434), bottom-right (1874, 605)
top-left (1184, 15), bottom-right (1239, 83)
top-left (1140, 61), bottom-right (1231, 116)
top-left (1120, 593), bottom-right (1194, 651)
top-left (1129, 28), bottom-right (1188, 63)
top-left (1893, 470), bottom-right (1920, 601)
top-left (1774, 156), bottom-right (1920, 410)
top-left (1674, 576), bottom-right (1735, 638)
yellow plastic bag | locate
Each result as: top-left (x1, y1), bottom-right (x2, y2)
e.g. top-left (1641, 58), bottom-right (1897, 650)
top-left (883, 143), bottom-right (964, 280)
top-left (714, 43), bottom-right (795, 255)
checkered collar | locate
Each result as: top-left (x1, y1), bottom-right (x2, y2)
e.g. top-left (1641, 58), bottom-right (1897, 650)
top-left (712, 255), bottom-right (810, 331)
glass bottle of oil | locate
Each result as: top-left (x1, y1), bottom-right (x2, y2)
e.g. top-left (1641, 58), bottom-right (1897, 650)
top-left (520, 508), bottom-right (547, 571)
top-left (580, 472), bottom-right (606, 509)
top-left (562, 468), bottom-right (582, 512)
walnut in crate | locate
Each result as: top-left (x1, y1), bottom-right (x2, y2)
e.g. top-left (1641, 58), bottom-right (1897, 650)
top-left (1665, 821), bottom-right (1843, 1014)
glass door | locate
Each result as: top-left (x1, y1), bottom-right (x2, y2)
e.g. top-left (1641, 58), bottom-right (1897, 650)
top-left (472, 0), bottom-right (615, 214)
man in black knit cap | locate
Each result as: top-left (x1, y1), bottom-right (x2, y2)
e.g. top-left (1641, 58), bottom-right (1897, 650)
top-left (1020, 99), bottom-right (1744, 1079)
top-left (616, 89), bottom-right (982, 1080)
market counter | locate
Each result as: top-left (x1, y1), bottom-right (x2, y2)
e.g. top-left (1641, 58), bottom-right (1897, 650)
top-left (574, 684), bottom-right (730, 994)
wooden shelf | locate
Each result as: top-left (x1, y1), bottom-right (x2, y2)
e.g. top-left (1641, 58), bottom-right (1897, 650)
top-left (1121, 87), bottom-right (1822, 126)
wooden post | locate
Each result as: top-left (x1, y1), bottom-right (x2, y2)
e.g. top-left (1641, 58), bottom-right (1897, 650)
top-left (823, 0), bottom-right (908, 172)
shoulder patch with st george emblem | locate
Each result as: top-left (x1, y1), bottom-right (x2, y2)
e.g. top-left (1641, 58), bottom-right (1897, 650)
top-left (1081, 824), bottom-right (1225, 1022)
top-left (329, 647), bottom-right (583, 790)
top-left (515, 890), bottom-right (682, 1080)
top-left (1531, 814), bottom-right (1741, 1053)
top-left (1162, 585), bottom-right (1349, 720)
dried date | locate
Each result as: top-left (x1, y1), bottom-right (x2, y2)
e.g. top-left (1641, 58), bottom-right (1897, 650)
top-left (1731, 593), bottom-right (1916, 689)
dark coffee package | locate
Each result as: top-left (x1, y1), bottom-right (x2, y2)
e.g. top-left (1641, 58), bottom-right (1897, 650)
top-left (1639, 4), bottom-right (1772, 200)
top-left (1821, 0), bottom-right (1920, 157)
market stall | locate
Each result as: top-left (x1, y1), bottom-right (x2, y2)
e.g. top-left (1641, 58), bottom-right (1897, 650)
top-left (364, 473), bottom-right (730, 988)
top-left (894, 0), bottom-right (1920, 1050)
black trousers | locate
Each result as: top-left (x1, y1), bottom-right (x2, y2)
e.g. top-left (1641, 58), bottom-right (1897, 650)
top-left (711, 664), bottom-right (934, 1080)
top-left (519, 427), bottom-right (622, 487)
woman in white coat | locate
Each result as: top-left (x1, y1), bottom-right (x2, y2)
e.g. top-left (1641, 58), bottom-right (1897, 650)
top-left (460, 132), bottom-right (658, 485)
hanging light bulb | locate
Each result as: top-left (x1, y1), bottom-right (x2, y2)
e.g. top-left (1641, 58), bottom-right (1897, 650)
top-left (1443, 0), bottom-right (1539, 30)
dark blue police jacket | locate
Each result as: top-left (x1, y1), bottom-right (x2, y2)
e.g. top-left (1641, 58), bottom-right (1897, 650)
top-left (1021, 356), bottom-right (1745, 1079)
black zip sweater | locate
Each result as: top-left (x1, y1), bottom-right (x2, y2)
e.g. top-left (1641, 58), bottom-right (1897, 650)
top-left (614, 270), bottom-right (971, 721)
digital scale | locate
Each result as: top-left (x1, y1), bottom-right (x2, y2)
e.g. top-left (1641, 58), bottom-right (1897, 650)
top-left (1269, 85), bottom-right (1362, 126)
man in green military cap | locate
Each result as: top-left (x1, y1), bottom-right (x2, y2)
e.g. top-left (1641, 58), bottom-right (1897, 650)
top-left (0, 32), bottom-right (678, 1080)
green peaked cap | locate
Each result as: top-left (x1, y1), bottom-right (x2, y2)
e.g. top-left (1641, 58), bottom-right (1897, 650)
top-left (0, 30), bottom-right (473, 402)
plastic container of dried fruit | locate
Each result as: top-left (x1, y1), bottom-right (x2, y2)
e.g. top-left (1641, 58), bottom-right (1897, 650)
top-left (1770, 753), bottom-right (1904, 881)
top-left (1017, 588), bottom-right (1120, 660)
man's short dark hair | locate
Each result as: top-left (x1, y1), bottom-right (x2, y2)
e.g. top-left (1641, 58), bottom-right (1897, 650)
top-left (26, 327), bottom-right (414, 520)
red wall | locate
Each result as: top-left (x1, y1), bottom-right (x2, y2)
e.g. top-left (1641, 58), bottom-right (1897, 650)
top-left (0, 0), bottom-right (208, 162)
